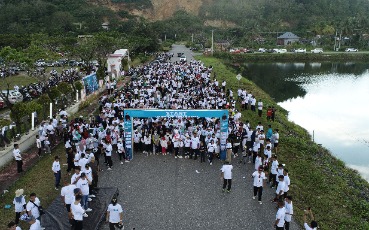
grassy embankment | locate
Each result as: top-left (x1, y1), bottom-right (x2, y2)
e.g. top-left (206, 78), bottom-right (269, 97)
top-left (196, 56), bottom-right (369, 230)
top-left (0, 93), bottom-right (100, 229)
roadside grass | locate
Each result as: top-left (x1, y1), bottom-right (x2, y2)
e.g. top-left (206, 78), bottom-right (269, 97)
top-left (1, 75), bottom-right (37, 90)
top-left (0, 143), bottom-right (68, 230)
top-left (197, 56), bottom-right (369, 229)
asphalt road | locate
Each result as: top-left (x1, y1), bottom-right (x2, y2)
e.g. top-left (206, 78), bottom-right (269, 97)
top-left (98, 45), bottom-right (300, 230)
top-left (169, 44), bottom-right (197, 63)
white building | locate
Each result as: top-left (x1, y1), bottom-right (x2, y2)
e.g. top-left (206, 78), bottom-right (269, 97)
top-left (107, 49), bottom-right (130, 79)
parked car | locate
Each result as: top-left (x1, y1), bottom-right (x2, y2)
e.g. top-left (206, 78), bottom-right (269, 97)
top-left (274, 49), bottom-right (287, 53)
top-left (345, 48), bottom-right (358, 52)
top-left (179, 55), bottom-right (187, 62)
top-left (311, 48), bottom-right (323, 54)
top-left (294, 48), bottom-right (306, 53)
top-left (1, 90), bottom-right (23, 104)
top-left (258, 48), bottom-right (266, 53)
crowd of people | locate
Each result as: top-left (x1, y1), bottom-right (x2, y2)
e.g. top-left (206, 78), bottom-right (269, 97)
top-left (9, 53), bottom-right (317, 230)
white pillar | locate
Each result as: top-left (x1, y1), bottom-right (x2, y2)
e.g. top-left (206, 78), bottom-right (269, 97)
top-left (76, 90), bottom-right (79, 101)
top-left (49, 103), bottom-right (52, 118)
top-left (31, 112), bottom-right (35, 130)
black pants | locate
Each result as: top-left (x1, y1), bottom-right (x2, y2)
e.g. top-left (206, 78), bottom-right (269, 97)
top-left (37, 147), bottom-right (42, 156)
top-left (15, 212), bottom-right (21, 224)
top-left (174, 147), bottom-right (179, 156)
top-left (208, 152), bottom-right (214, 163)
top-left (223, 179), bottom-right (232, 191)
top-left (74, 220), bottom-right (83, 230)
top-left (276, 227), bottom-right (284, 230)
top-left (269, 173), bottom-right (277, 187)
top-left (253, 186), bottom-right (263, 201)
top-left (106, 156), bottom-right (113, 168)
top-left (200, 151), bottom-right (205, 162)
top-left (109, 222), bottom-right (120, 230)
top-left (285, 221), bottom-right (290, 230)
top-left (66, 204), bottom-right (71, 212)
top-left (16, 160), bottom-right (23, 173)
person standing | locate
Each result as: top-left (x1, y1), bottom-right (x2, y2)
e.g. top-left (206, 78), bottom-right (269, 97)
top-left (275, 201), bottom-right (286, 230)
top-left (106, 197), bottom-right (124, 230)
top-left (36, 135), bottom-right (42, 157)
top-left (207, 139), bottom-right (216, 165)
top-left (274, 175), bottom-right (286, 203)
top-left (252, 166), bottom-right (266, 204)
top-left (199, 141), bottom-right (206, 163)
top-left (221, 161), bottom-right (233, 193)
top-left (52, 156), bottom-right (61, 190)
top-left (76, 173), bottom-right (92, 212)
top-left (13, 189), bottom-right (26, 224)
top-left (273, 129), bottom-right (280, 154)
top-left (257, 99), bottom-right (263, 117)
top-left (61, 180), bottom-right (77, 214)
top-left (190, 132), bottom-right (200, 160)
top-left (13, 144), bottom-right (23, 173)
top-left (25, 215), bottom-right (41, 230)
top-left (26, 193), bottom-right (42, 224)
top-left (105, 141), bottom-right (113, 170)
top-left (226, 139), bottom-right (232, 163)
top-left (117, 139), bottom-right (125, 165)
top-left (71, 194), bottom-right (86, 230)
top-left (284, 196), bottom-right (294, 230)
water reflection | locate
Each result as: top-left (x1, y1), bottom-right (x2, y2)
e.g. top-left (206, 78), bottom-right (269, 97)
top-left (243, 62), bottom-right (369, 180)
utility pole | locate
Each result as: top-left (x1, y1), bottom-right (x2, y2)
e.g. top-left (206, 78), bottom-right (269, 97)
top-left (211, 30), bottom-right (214, 55)
top-left (334, 30), bottom-right (337, 51)
top-left (191, 34), bottom-right (194, 43)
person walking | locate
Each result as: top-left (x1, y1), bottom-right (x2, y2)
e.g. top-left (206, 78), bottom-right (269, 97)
top-left (284, 196), bottom-right (294, 230)
top-left (106, 197), bottom-right (124, 230)
top-left (26, 193), bottom-right (43, 226)
top-left (226, 139), bottom-right (232, 163)
top-left (76, 172), bottom-right (92, 212)
top-left (221, 161), bottom-right (233, 193)
top-left (275, 201), bottom-right (286, 230)
top-left (52, 156), bottom-right (61, 190)
top-left (13, 189), bottom-right (26, 224)
top-left (207, 139), bottom-right (216, 165)
top-left (71, 194), bottom-right (86, 230)
top-left (252, 166), bottom-right (266, 204)
top-left (36, 135), bottom-right (42, 157)
top-left (61, 180), bottom-right (77, 214)
top-left (13, 144), bottom-right (23, 173)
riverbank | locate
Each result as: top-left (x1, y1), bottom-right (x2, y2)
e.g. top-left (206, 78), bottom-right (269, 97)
top-left (196, 56), bottom-right (369, 229)
top-left (214, 52), bottom-right (369, 63)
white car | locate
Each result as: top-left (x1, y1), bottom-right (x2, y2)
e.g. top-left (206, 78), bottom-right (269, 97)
top-left (311, 48), bottom-right (323, 54)
top-left (179, 55), bottom-right (187, 62)
top-left (345, 48), bottom-right (358, 52)
top-left (274, 49), bottom-right (287, 53)
top-left (1, 90), bottom-right (23, 104)
top-left (294, 48), bottom-right (306, 53)
top-left (258, 48), bottom-right (266, 53)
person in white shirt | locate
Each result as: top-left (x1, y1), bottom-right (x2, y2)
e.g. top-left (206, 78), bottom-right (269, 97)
top-left (76, 173), bottom-right (92, 212)
top-left (106, 197), bottom-right (124, 229)
top-left (105, 142), bottom-right (113, 170)
top-left (274, 175), bottom-right (286, 203)
top-left (61, 180), bottom-right (77, 213)
top-left (303, 208), bottom-right (318, 230)
top-left (269, 155), bottom-right (279, 188)
top-left (283, 169), bottom-right (291, 198)
top-left (36, 135), bottom-right (42, 157)
top-left (25, 216), bottom-right (41, 230)
top-left (26, 193), bottom-right (41, 221)
top-left (275, 201), bottom-right (286, 230)
top-left (190, 133), bottom-right (200, 160)
top-left (252, 166), bottom-right (266, 204)
top-left (284, 196), bottom-right (294, 230)
top-left (52, 156), bottom-right (61, 190)
top-left (207, 139), bottom-right (216, 165)
top-left (13, 144), bottom-right (23, 173)
top-left (7, 221), bottom-right (22, 230)
top-left (117, 139), bottom-right (125, 164)
top-left (13, 189), bottom-right (26, 224)
top-left (273, 129), bottom-right (280, 154)
top-left (71, 194), bottom-right (86, 230)
top-left (257, 99), bottom-right (263, 117)
top-left (225, 139), bottom-right (232, 163)
top-left (221, 161), bottom-right (233, 192)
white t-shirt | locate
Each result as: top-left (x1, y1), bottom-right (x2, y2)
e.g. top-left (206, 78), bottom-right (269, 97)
top-left (29, 219), bottom-right (41, 230)
top-left (61, 184), bottom-right (77, 205)
top-left (221, 164), bottom-right (233, 179)
top-left (191, 136), bottom-right (200, 149)
top-left (76, 178), bottom-right (89, 195)
top-left (71, 202), bottom-right (85, 221)
top-left (304, 223), bottom-right (317, 230)
top-left (276, 180), bottom-right (285, 195)
top-left (276, 207), bottom-right (286, 227)
top-left (252, 171), bottom-right (266, 187)
top-left (285, 201), bottom-right (293, 222)
top-left (107, 204), bottom-right (123, 223)
top-left (26, 197), bottom-right (41, 218)
top-left (13, 149), bottom-right (21, 161)
top-left (52, 161), bottom-right (60, 173)
top-left (13, 195), bottom-right (26, 212)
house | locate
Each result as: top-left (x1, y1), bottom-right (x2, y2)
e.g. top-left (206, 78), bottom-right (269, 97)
top-left (215, 40), bottom-right (231, 51)
top-left (107, 49), bottom-right (130, 79)
top-left (277, 32), bottom-right (300, 45)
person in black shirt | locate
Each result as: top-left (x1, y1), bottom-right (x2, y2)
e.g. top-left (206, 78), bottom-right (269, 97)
top-left (199, 141), bottom-right (206, 163)
top-left (94, 144), bottom-right (103, 171)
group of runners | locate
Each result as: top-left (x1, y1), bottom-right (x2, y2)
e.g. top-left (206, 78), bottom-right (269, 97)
top-left (9, 53), bottom-right (318, 230)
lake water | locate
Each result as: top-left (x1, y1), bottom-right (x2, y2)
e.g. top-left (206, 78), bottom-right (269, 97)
top-left (243, 62), bottom-right (369, 181)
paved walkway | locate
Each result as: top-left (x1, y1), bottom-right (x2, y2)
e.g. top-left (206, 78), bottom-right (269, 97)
top-left (98, 152), bottom-right (299, 230)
